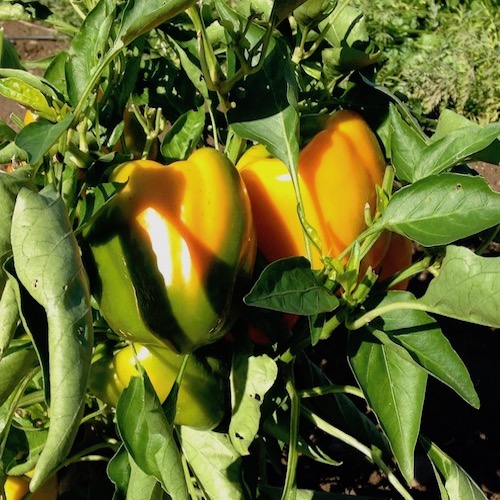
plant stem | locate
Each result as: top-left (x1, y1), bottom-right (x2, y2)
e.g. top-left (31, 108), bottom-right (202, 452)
top-left (346, 300), bottom-right (430, 330)
top-left (281, 363), bottom-right (299, 500)
top-left (298, 384), bottom-right (364, 399)
top-left (301, 405), bottom-right (413, 500)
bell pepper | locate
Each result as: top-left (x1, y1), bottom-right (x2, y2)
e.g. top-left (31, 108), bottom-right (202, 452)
top-left (84, 148), bottom-right (256, 354)
top-left (88, 342), bottom-right (226, 430)
top-left (237, 110), bottom-right (389, 270)
top-left (378, 233), bottom-right (413, 290)
top-left (2, 473), bottom-right (58, 500)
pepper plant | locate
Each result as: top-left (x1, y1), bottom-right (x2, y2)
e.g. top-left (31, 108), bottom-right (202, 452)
top-left (0, 0), bottom-right (499, 499)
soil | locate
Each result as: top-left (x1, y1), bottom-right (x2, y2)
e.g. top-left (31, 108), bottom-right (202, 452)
top-left (1, 19), bottom-right (499, 500)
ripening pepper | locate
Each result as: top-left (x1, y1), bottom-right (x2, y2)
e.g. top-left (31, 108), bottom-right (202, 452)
top-left (378, 233), bottom-right (413, 290)
top-left (237, 109), bottom-right (389, 270)
top-left (83, 148), bottom-right (256, 354)
top-left (2, 473), bottom-right (58, 500)
top-left (89, 342), bottom-right (226, 430)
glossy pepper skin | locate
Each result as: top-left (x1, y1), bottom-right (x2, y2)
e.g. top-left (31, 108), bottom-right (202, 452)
top-left (84, 148), bottom-right (256, 354)
top-left (117, 343), bottom-right (226, 430)
top-left (237, 110), bottom-right (389, 270)
top-left (2, 473), bottom-right (58, 500)
top-left (89, 343), bottom-right (226, 430)
top-left (378, 233), bottom-right (413, 290)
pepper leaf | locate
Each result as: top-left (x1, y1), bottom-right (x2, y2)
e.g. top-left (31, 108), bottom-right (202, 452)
top-left (0, 279), bottom-right (20, 357)
top-left (244, 257), bottom-right (339, 315)
top-left (179, 427), bottom-right (249, 499)
top-left (11, 186), bottom-right (93, 491)
top-left (413, 122), bottom-right (500, 180)
top-left (375, 173), bottom-right (500, 246)
top-left (116, 374), bottom-right (188, 500)
top-left (65, 0), bottom-right (115, 106)
top-left (422, 436), bottom-right (487, 500)
top-left (348, 326), bottom-right (427, 484)
top-left (117, 0), bottom-right (196, 47)
top-left (0, 77), bottom-right (58, 121)
top-left (0, 345), bottom-right (38, 407)
top-left (161, 106), bottom-right (206, 163)
top-left (228, 36), bottom-right (300, 176)
top-left (108, 445), bottom-right (165, 500)
top-left (388, 104), bottom-right (428, 183)
top-left (15, 114), bottom-right (73, 164)
top-left (419, 245), bottom-right (500, 329)
top-left (363, 291), bottom-right (479, 408)
top-left (229, 349), bottom-right (278, 455)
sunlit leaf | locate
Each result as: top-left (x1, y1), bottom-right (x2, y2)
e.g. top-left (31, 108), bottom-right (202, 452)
top-left (15, 114), bottom-right (73, 164)
top-left (376, 173), bottom-right (500, 246)
top-left (180, 427), bottom-right (249, 498)
top-left (364, 291), bottom-right (479, 408)
top-left (229, 349), bottom-right (278, 455)
top-left (348, 327), bottom-right (427, 483)
top-left (422, 436), bottom-right (487, 499)
top-left (11, 186), bottom-right (93, 491)
top-left (116, 375), bottom-right (188, 499)
top-left (244, 257), bottom-right (339, 315)
top-left (419, 245), bottom-right (500, 329)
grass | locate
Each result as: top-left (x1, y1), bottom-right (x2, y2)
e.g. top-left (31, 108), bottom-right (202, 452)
top-left (354, 0), bottom-right (500, 124)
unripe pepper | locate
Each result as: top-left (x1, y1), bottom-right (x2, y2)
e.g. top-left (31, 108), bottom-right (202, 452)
top-left (89, 343), bottom-right (226, 430)
top-left (84, 148), bottom-right (256, 353)
top-left (237, 110), bottom-right (389, 270)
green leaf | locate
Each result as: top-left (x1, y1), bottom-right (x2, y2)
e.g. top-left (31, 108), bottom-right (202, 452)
top-left (0, 68), bottom-right (59, 100)
top-left (296, 354), bottom-right (391, 457)
top-left (65, 0), bottom-right (115, 106)
top-left (3, 257), bottom-right (50, 400)
top-left (320, 4), bottom-right (369, 47)
top-left (322, 46), bottom-right (380, 77)
top-left (0, 345), bottom-right (38, 407)
top-left (377, 173), bottom-right (500, 246)
top-left (228, 37), bottom-right (300, 174)
top-left (293, 0), bottom-right (334, 27)
top-left (116, 375), bottom-right (188, 500)
top-left (161, 107), bottom-right (205, 163)
top-left (167, 36), bottom-right (209, 101)
top-left (419, 245), bottom-right (500, 329)
top-left (107, 445), bottom-right (131, 499)
top-left (108, 444), bottom-right (164, 500)
top-left (244, 257), bottom-right (339, 315)
top-left (229, 349), bottom-right (278, 455)
top-left (0, 280), bottom-right (20, 357)
top-left (0, 120), bottom-right (16, 143)
top-left (179, 427), bottom-right (249, 499)
top-left (117, 0), bottom-right (196, 47)
top-left (126, 453), bottom-right (164, 500)
top-left (0, 141), bottom-right (28, 164)
top-left (413, 122), bottom-right (500, 180)
top-left (0, 167), bottom-right (34, 269)
top-left (0, 77), bottom-right (58, 121)
top-left (432, 109), bottom-right (474, 141)
top-left (44, 51), bottom-right (69, 98)
top-left (365, 291), bottom-right (479, 408)
top-left (348, 327), bottom-right (427, 483)
top-left (0, 36), bottom-right (23, 70)
top-left (388, 104), bottom-right (427, 183)
top-left (272, 0), bottom-right (309, 24)
top-left (0, 3), bottom-right (30, 21)
top-left (76, 182), bottom-right (124, 233)
top-left (15, 114), bottom-right (73, 164)
top-left (422, 436), bottom-right (487, 499)
top-left (11, 186), bottom-right (93, 491)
